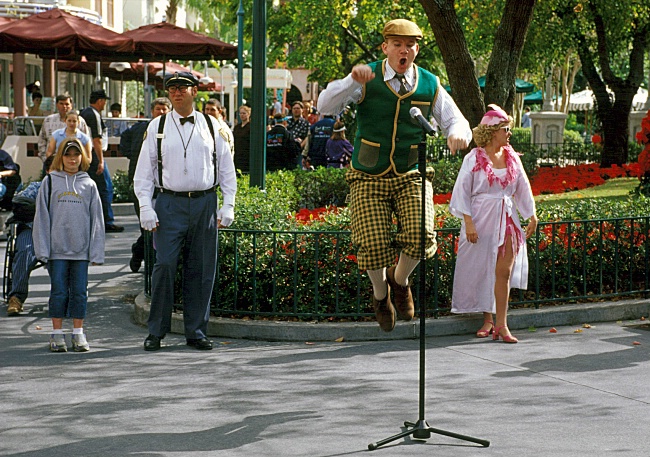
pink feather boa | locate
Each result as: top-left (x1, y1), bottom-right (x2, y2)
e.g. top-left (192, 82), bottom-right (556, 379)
top-left (471, 145), bottom-right (521, 188)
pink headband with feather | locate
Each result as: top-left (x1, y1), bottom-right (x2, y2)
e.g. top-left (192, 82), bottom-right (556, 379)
top-left (480, 104), bottom-right (509, 126)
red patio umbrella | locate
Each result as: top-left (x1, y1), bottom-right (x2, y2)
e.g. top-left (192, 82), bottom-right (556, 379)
top-left (0, 8), bottom-right (133, 57)
top-left (121, 22), bottom-right (237, 61)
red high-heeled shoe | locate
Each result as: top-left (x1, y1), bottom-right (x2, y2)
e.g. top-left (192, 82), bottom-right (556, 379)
top-left (493, 325), bottom-right (518, 343)
top-left (476, 321), bottom-right (494, 338)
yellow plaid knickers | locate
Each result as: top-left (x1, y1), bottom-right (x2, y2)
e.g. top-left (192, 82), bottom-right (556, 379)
top-left (346, 168), bottom-right (437, 271)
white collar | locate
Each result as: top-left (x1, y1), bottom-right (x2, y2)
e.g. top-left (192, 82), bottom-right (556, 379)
top-left (384, 61), bottom-right (416, 85)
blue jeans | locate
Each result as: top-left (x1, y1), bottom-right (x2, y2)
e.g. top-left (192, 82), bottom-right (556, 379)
top-left (103, 163), bottom-right (115, 225)
top-left (88, 154), bottom-right (115, 225)
top-left (47, 259), bottom-right (89, 319)
top-left (8, 226), bottom-right (38, 302)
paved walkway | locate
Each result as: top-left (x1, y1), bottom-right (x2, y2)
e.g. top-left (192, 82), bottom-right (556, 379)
top-left (1, 211), bottom-right (650, 456)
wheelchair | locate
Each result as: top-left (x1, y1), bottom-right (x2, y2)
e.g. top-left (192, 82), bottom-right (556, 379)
top-left (2, 220), bottom-right (44, 300)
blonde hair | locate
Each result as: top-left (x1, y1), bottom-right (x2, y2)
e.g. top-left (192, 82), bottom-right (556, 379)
top-left (51, 137), bottom-right (90, 172)
top-left (237, 105), bottom-right (251, 118)
top-left (472, 117), bottom-right (513, 147)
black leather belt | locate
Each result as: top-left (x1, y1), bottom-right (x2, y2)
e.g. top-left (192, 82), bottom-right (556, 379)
top-left (158, 187), bottom-right (215, 198)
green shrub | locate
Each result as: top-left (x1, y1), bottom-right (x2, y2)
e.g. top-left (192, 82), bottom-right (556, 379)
top-left (430, 160), bottom-right (461, 194)
top-left (563, 129), bottom-right (583, 144)
top-left (225, 171), bottom-right (299, 230)
top-left (112, 169), bottom-right (131, 203)
top-left (292, 167), bottom-right (349, 209)
top-left (511, 127), bottom-right (530, 145)
top-left (565, 113), bottom-right (585, 134)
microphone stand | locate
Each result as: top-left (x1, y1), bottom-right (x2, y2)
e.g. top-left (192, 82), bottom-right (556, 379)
top-left (368, 128), bottom-right (490, 451)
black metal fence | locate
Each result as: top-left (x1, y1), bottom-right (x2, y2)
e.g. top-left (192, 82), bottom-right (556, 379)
top-left (144, 215), bottom-right (650, 319)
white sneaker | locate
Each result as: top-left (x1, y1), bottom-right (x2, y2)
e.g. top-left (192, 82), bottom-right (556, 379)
top-left (71, 333), bottom-right (90, 352)
top-left (49, 334), bottom-right (67, 352)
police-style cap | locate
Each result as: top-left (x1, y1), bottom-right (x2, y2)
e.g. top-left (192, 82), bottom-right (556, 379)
top-left (382, 19), bottom-right (423, 40)
top-left (164, 71), bottom-right (199, 88)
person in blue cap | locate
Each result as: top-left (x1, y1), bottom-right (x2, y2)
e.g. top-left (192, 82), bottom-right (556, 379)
top-left (134, 71), bottom-right (237, 352)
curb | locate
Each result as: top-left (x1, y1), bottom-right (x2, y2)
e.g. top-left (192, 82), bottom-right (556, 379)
top-left (113, 202), bottom-right (136, 217)
top-left (134, 292), bottom-right (650, 342)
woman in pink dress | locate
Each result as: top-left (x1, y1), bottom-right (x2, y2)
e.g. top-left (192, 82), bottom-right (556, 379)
top-left (449, 105), bottom-right (538, 343)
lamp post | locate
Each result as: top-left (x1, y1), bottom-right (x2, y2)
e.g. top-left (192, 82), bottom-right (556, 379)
top-left (237, 0), bottom-right (245, 116)
top-left (251, 0), bottom-right (266, 189)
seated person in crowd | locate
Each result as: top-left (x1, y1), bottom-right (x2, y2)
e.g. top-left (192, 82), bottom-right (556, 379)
top-left (0, 149), bottom-right (21, 211)
top-left (6, 155), bottom-right (55, 316)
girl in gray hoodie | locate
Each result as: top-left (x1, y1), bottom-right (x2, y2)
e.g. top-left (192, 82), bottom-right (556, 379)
top-left (33, 138), bottom-right (105, 352)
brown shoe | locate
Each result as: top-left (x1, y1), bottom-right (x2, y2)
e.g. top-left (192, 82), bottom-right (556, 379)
top-left (373, 290), bottom-right (395, 332)
top-left (386, 266), bottom-right (414, 321)
top-left (7, 296), bottom-right (24, 316)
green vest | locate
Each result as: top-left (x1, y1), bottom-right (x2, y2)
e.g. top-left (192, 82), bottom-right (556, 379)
top-left (352, 60), bottom-right (439, 176)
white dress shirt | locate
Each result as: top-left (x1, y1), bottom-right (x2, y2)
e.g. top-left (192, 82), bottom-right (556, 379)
top-left (134, 109), bottom-right (237, 210)
top-left (318, 60), bottom-right (472, 143)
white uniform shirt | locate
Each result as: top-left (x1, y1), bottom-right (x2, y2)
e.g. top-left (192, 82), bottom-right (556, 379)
top-left (134, 109), bottom-right (237, 210)
top-left (318, 61), bottom-right (472, 143)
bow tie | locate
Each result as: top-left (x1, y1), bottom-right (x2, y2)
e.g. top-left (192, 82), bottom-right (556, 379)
top-left (180, 115), bottom-right (195, 125)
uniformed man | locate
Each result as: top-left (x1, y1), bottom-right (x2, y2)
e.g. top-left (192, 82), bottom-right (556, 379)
top-left (134, 72), bottom-right (237, 351)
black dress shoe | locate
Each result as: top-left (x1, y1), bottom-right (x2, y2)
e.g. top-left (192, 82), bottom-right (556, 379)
top-left (144, 334), bottom-right (163, 351)
top-left (105, 224), bottom-right (124, 233)
top-left (186, 337), bottom-right (213, 350)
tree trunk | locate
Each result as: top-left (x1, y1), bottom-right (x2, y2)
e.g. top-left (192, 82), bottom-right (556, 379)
top-left (165, 0), bottom-right (180, 24)
top-left (598, 89), bottom-right (636, 167)
top-left (483, 0), bottom-right (537, 114)
top-left (568, 4), bottom-right (649, 166)
top-left (419, 0), bottom-right (484, 127)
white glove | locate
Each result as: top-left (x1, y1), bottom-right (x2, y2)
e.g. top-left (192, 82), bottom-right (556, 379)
top-left (139, 205), bottom-right (159, 231)
top-left (217, 205), bottom-right (234, 227)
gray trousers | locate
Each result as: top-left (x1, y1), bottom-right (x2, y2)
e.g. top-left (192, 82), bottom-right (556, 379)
top-left (148, 191), bottom-right (218, 339)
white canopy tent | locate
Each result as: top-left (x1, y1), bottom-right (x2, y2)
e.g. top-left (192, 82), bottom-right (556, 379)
top-left (566, 87), bottom-right (648, 111)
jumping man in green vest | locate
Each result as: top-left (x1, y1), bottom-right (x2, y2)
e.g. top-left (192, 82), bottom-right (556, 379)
top-left (318, 18), bottom-right (472, 332)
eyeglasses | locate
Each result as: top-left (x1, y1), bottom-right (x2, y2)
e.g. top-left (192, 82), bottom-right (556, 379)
top-left (168, 86), bottom-right (190, 94)
top-left (501, 126), bottom-right (511, 133)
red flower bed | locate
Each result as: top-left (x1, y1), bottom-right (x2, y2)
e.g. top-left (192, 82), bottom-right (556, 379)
top-left (529, 163), bottom-right (638, 195)
top-left (291, 206), bottom-right (339, 225)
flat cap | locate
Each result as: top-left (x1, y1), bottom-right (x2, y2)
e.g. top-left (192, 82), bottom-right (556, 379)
top-left (164, 71), bottom-right (199, 88)
top-left (382, 19), bottom-right (423, 40)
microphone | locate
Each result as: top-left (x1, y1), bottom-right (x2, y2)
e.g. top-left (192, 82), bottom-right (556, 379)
top-left (409, 107), bottom-right (437, 136)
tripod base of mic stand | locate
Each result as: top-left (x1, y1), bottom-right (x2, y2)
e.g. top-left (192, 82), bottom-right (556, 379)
top-left (368, 419), bottom-right (490, 450)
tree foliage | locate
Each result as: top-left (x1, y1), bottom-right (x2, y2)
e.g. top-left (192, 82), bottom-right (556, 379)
top-left (555, 0), bottom-right (650, 166)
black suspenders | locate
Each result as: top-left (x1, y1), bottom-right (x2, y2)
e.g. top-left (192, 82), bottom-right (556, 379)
top-left (156, 112), bottom-right (217, 189)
